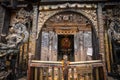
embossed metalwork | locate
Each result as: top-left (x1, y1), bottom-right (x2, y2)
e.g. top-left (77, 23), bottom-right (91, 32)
top-left (46, 13), bottom-right (88, 24)
top-left (83, 32), bottom-right (92, 48)
top-left (41, 31), bottom-right (49, 61)
top-left (41, 30), bottom-right (57, 61)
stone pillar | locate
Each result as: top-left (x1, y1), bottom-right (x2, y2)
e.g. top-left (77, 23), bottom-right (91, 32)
top-left (29, 5), bottom-right (38, 55)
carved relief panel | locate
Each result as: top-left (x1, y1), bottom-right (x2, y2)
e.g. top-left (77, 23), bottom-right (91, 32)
top-left (38, 3), bottom-right (98, 39)
top-left (46, 12), bottom-right (88, 24)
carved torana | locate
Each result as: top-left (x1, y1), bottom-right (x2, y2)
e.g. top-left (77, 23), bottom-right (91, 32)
top-left (38, 3), bottom-right (98, 39)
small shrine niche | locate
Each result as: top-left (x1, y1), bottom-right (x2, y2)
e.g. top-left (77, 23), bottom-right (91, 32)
top-left (40, 11), bottom-right (96, 61)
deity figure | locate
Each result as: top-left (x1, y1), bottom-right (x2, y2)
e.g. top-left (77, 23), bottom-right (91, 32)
top-left (0, 8), bottom-right (31, 52)
top-left (62, 55), bottom-right (69, 80)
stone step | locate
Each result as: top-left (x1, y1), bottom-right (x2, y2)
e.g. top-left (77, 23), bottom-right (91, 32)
top-left (107, 76), bottom-right (118, 80)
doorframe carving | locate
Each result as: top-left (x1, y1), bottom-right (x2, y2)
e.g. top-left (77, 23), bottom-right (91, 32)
top-left (38, 4), bottom-right (98, 39)
top-left (35, 3), bottom-right (101, 60)
top-left (38, 10), bottom-right (98, 60)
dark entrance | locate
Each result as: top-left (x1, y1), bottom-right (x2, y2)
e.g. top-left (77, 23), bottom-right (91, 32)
top-left (58, 35), bottom-right (74, 61)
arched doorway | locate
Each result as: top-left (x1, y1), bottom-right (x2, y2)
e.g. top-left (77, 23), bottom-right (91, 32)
top-left (40, 11), bottom-right (98, 61)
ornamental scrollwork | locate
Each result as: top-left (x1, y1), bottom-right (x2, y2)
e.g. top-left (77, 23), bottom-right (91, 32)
top-left (47, 12), bottom-right (89, 24)
top-left (81, 9), bottom-right (97, 22)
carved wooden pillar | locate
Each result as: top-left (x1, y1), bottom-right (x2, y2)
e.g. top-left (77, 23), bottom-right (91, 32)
top-left (29, 5), bottom-right (38, 55)
top-left (30, 6), bottom-right (39, 80)
top-left (97, 3), bottom-right (107, 80)
top-left (97, 3), bottom-right (105, 59)
top-left (0, 6), bottom-right (7, 42)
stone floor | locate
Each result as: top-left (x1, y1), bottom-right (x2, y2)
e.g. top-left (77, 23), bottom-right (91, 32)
top-left (17, 75), bottom-right (116, 80)
top-left (107, 77), bottom-right (117, 80)
top-left (18, 77), bottom-right (118, 80)
top-left (18, 77), bottom-right (27, 80)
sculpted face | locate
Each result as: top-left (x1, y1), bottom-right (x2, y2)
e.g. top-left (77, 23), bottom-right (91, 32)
top-left (63, 55), bottom-right (68, 61)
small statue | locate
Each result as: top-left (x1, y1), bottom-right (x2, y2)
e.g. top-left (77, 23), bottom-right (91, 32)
top-left (62, 55), bottom-right (69, 80)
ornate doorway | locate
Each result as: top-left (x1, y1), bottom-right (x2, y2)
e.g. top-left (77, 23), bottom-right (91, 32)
top-left (58, 35), bottom-right (74, 61)
top-left (40, 11), bottom-right (98, 61)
